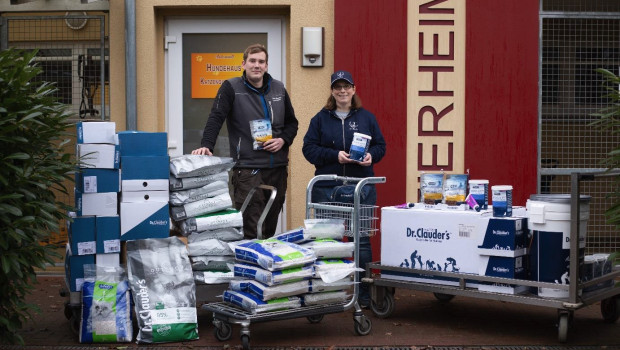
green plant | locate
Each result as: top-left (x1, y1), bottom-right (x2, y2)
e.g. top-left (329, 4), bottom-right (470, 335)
top-left (0, 48), bottom-right (76, 345)
top-left (591, 68), bottom-right (620, 228)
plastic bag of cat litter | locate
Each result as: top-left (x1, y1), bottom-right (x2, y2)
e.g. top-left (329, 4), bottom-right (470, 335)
top-left (235, 238), bottom-right (316, 271)
top-left (313, 259), bottom-right (363, 283)
top-left (222, 290), bottom-right (301, 314)
top-left (230, 279), bottom-right (310, 301)
top-left (301, 239), bottom-right (354, 259)
top-left (303, 219), bottom-right (345, 240)
top-left (79, 265), bottom-right (132, 343)
top-left (169, 154), bottom-right (235, 178)
top-left (126, 237), bottom-right (198, 343)
top-left (233, 263), bottom-right (314, 286)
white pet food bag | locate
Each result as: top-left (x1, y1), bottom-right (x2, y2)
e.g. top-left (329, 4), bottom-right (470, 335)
top-left (169, 155), bottom-right (235, 178)
top-left (302, 290), bottom-right (349, 306)
top-left (126, 237), bottom-right (198, 343)
top-left (303, 219), bottom-right (346, 240)
top-left (301, 239), bottom-right (354, 259)
top-left (169, 171), bottom-right (229, 191)
top-left (170, 192), bottom-right (233, 221)
top-left (179, 209), bottom-right (243, 235)
top-left (230, 279), bottom-right (310, 301)
top-left (187, 226), bottom-right (244, 242)
top-left (169, 180), bottom-right (229, 206)
top-left (233, 263), bottom-right (314, 286)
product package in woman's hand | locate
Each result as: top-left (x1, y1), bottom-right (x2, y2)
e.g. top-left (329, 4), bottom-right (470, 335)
top-left (348, 132), bottom-right (371, 161)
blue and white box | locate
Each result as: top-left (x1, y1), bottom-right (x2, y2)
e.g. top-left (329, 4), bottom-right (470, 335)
top-left (478, 254), bottom-right (529, 294)
top-left (96, 215), bottom-right (120, 254)
top-left (477, 217), bottom-right (528, 257)
top-left (64, 244), bottom-right (95, 292)
top-left (74, 190), bottom-right (118, 216)
top-left (77, 143), bottom-right (120, 169)
top-left (120, 200), bottom-right (170, 241)
top-left (120, 155), bottom-right (169, 191)
top-left (117, 131), bottom-right (168, 156)
top-left (75, 168), bottom-right (121, 193)
top-left (76, 121), bottom-right (116, 144)
top-left (68, 216), bottom-right (96, 256)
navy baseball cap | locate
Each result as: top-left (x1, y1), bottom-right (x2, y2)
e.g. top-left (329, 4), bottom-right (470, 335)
top-left (331, 70), bottom-right (354, 87)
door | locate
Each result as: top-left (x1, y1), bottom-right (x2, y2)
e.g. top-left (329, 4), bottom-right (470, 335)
top-left (164, 17), bottom-right (286, 232)
top-left (165, 17), bottom-right (283, 157)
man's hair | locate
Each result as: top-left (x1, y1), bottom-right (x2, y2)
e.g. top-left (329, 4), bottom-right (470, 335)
top-left (324, 94), bottom-right (363, 110)
top-left (243, 44), bottom-right (269, 62)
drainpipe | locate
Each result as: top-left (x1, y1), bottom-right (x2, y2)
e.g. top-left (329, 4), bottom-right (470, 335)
top-left (125, 0), bottom-right (137, 130)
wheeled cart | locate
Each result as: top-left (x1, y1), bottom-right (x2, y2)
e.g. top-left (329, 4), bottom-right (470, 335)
top-left (203, 175), bottom-right (386, 350)
top-left (365, 171), bottom-right (620, 343)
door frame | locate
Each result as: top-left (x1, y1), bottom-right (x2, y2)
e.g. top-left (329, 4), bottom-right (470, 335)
top-left (164, 16), bottom-right (285, 156)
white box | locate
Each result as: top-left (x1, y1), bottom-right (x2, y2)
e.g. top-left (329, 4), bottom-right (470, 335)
top-left (77, 121), bottom-right (116, 144)
top-left (380, 206), bottom-right (491, 287)
top-left (120, 201), bottom-right (170, 241)
top-left (75, 191), bottom-right (118, 216)
top-left (96, 253), bottom-right (120, 267)
top-left (120, 190), bottom-right (169, 203)
top-left (77, 143), bottom-right (120, 169)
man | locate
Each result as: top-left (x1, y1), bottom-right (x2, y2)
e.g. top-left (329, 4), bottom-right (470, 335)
top-left (192, 44), bottom-right (298, 239)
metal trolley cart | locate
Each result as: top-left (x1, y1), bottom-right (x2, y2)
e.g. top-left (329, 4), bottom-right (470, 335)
top-left (365, 171), bottom-right (620, 343)
top-left (203, 175), bottom-right (386, 350)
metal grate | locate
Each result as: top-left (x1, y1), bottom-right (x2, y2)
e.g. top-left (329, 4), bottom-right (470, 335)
top-left (1, 14), bottom-right (109, 122)
top-left (540, 2), bottom-right (620, 253)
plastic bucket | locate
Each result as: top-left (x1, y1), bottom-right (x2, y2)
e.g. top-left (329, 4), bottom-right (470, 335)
top-left (469, 180), bottom-right (489, 209)
top-left (527, 194), bottom-right (591, 298)
top-left (492, 185), bottom-right (512, 217)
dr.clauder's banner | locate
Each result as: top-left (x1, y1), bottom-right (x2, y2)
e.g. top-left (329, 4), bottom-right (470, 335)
top-left (191, 53), bottom-right (243, 98)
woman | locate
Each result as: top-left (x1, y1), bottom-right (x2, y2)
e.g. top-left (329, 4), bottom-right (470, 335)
top-left (302, 70), bottom-right (386, 308)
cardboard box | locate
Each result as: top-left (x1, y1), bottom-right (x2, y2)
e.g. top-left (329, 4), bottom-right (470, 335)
top-left (64, 244), bottom-right (95, 292)
top-left (117, 131), bottom-right (168, 156)
top-left (68, 216), bottom-right (96, 255)
top-left (75, 168), bottom-right (120, 193)
top-left (120, 155), bottom-right (170, 191)
top-left (96, 216), bottom-right (120, 253)
top-left (478, 253), bottom-right (529, 294)
top-left (477, 217), bottom-right (528, 255)
top-left (120, 190), bottom-right (169, 203)
top-left (380, 206), bottom-right (491, 287)
top-left (77, 143), bottom-right (120, 169)
top-left (120, 201), bottom-right (170, 241)
top-left (76, 121), bottom-right (116, 144)
top-left (96, 253), bottom-right (120, 267)
top-left (75, 190), bottom-right (118, 216)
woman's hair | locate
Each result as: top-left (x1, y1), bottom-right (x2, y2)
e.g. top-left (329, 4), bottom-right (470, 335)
top-left (243, 43), bottom-right (268, 62)
top-left (324, 93), bottom-right (363, 110)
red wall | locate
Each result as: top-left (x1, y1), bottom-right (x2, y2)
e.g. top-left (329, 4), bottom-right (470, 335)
top-left (465, 0), bottom-right (539, 206)
top-left (335, 0), bottom-right (539, 260)
top-left (334, 0), bottom-right (408, 260)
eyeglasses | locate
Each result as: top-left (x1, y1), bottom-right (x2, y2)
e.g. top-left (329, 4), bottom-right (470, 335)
top-left (332, 83), bottom-right (353, 91)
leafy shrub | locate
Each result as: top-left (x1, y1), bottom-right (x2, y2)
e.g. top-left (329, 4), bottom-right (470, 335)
top-left (591, 68), bottom-right (620, 228)
top-left (0, 48), bottom-right (76, 345)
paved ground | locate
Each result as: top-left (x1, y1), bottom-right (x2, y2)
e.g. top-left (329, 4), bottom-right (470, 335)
top-left (7, 275), bottom-right (620, 349)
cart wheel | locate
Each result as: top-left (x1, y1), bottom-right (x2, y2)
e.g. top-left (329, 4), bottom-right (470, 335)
top-left (354, 315), bottom-right (372, 336)
top-left (601, 297), bottom-right (620, 323)
top-left (70, 315), bottom-right (80, 335)
top-left (63, 302), bottom-right (73, 320)
top-left (371, 289), bottom-right (395, 318)
top-left (307, 314), bottom-right (324, 324)
top-left (433, 292), bottom-right (455, 302)
top-left (241, 334), bottom-right (250, 350)
top-left (557, 313), bottom-right (569, 343)
top-left (214, 322), bottom-right (232, 341)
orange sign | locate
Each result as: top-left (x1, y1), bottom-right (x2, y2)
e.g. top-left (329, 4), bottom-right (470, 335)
top-left (191, 53), bottom-right (243, 98)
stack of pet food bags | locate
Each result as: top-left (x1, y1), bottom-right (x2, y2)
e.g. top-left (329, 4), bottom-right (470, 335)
top-left (168, 155), bottom-right (242, 287)
top-left (221, 219), bottom-right (359, 314)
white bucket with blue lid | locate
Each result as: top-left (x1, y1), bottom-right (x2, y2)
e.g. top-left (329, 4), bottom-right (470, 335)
top-left (527, 194), bottom-right (591, 298)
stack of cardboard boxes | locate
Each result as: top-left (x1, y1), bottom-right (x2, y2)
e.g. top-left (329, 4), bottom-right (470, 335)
top-left (66, 121), bottom-right (120, 295)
